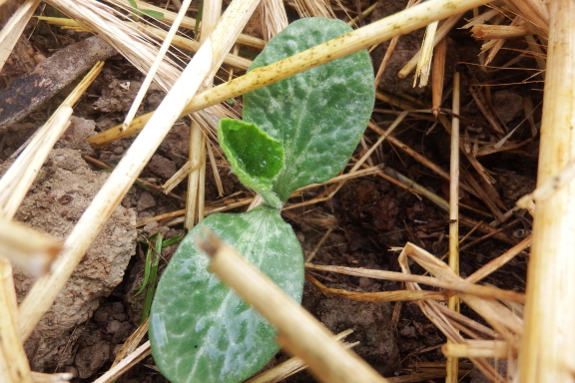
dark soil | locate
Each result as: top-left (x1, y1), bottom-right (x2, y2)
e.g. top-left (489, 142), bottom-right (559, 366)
top-left (0, 1), bottom-right (539, 382)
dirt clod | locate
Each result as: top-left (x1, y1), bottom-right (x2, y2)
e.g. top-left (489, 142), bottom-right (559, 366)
top-left (7, 148), bottom-right (136, 372)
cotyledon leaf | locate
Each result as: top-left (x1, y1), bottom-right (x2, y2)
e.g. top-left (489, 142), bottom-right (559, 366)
top-left (243, 17), bottom-right (375, 202)
top-left (218, 118), bottom-right (284, 208)
top-left (149, 206), bottom-right (304, 383)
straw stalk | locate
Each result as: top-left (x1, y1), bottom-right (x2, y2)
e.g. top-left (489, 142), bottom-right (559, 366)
top-left (519, 0), bottom-right (575, 381)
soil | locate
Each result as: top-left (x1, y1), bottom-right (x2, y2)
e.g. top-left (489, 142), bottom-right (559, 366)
top-left (0, 1), bottom-right (539, 382)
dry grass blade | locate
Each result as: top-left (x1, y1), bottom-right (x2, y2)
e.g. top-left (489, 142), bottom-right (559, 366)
top-left (468, 86), bottom-right (505, 136)
top-left (461, 9), bottom-right (503, 28)
top-left (0, 60), bottom-right (102, 219)
top-left (503, 0), bottom-right (549, 38)
top-left (261, 0), bottom-right (289, 40)
top-left (0, 107), bottom-right (72, 218)
top-left (103, 318), bottom-right (150, 380)
top-left (398, 13), bottom-right (462, 79)
top-left (431, 37), bottom-right (446, 117)
top-left (466, 235), bottom-right (532, 283)
top-left (524, 34), bottom-right (546, 79)
top-left (483, 16), bottom-right (519, 66)
top-left (397, 243), bottom-right (521, 381)
top-left (0, 259), bottom-right (33, 383)
top-left (399, 243), bottom-right (523, 340)
top-left (107, 0), bottom-right (266, 48)
top-left (121, 0), bottom-right (195, 131)
top-left (380, 166), bottom-right (450, 211)
top-left (306, 262), bottom-right (524, 303)
top-left (184, 0), bottom-right (222, 228)
top-left (40, 17), bottom-right (253, 70)
top-left (445, 71), bottom-right (461, 383)
top-left (0, 0), bottom-right (41, 72)
top-left (413, 20), bottom-right (438, 87)
top-left (245, 330), bottom-right (355, 383)
top-left (519, 0), bottom-right (575, 381)
top-left (88, 0), bottom-right (491, 146)
top-left (135, 196), bottom-right (255, 227)
top-left (0, 218), bottom-right (62, 276)
top-left (29, 372), bottom-right (73, 382)
top-left (307, 274), bottom-right (448, 302)
top-left (92, 341), bottom-right (151, 383)
top-left (17, 0), bottom-right (263, 341)
top-left (442, 340), bottom-right (509, 359)
top-left (373, 0), bottom-right (417, 88)
top-left (471, 24), bottom-right (531, 40)
top-left (46, 0), bottom-right (181, 91)
top-left (384, 133), bottom-right (478, 198)
top-left (291, 0), bottom-right (335, 19)
top-left (198, 233), bottom-right (389, 383)
top-left (516, 158), bottom-right (575, 213)
top-left (133, 22), bottom-right (252, 70)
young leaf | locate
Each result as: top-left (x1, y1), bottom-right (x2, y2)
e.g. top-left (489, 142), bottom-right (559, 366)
top-left (127, 0), bottom-right (164, 19)
top-left (138, 9), bottom-right (165, 19)
top-left (218, 118), bottom-right (284, 208)
top-left (150, 206), bottom-right (304, 383)
top-left (243, 18), bottom-right (375, 202)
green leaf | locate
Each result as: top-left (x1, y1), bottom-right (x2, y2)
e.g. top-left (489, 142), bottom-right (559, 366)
top-left (127, 0), bottom-right (164, 19)
top-left (218, 118), bottom-right (284, 208)
top-left (243, 17), bottom-right (375, 202)
top-left (138, 9), bottom-right (165, 19)
top-left (150, 206), bottom-right (304, 383)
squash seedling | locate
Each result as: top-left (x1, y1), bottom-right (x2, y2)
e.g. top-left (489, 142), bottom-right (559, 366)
top-left (149, 17), bottom-right (375, 383)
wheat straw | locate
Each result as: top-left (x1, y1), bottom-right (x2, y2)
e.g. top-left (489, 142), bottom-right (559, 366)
top-left (0, 260), bottom-right (33, 383)
top-left (0, 0), bottom-right (41, 73)
top-left (121, 0), bottom-right (195, 131)
top-left (519, 0), bottom-right (575, 381)
top-left (445, 71), bottom-right (461, 383)
top-left (88, 0), bottom-right (490, 146)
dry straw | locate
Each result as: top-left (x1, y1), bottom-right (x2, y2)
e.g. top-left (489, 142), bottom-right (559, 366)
top-left (183, 0), bottom-right (221, 228)
top-left (4, 0), bottom-right (564, 381)
top-left (519, 0), bottom-right (575, 382)
top-left (0, 0), bottom-right (41, 72)
top-left (0, 259), bottom-right (33, 383)
top-left (88, 0), bottom-right (487, 146)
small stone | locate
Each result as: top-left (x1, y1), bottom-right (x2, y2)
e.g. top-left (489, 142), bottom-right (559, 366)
top-left (399, 325), bottom-right (417, 338)
top-left (147, 154), bottom-right (176, 179)
top-left (112, 301), bottom-right (124, 314)
top-left (492, 90), bottom-right (523, 124)
top-left (75, 340), bottom-right (110, 378)
top-left (137, 191), bottom-right (156, 211)
top-left (107, 320), bottom-right (121, 334)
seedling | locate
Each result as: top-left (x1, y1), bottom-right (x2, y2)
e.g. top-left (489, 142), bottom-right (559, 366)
top-left (136, 232), bottom-right (185, 324)
top-left (149, 18), bottom-right (375, 383)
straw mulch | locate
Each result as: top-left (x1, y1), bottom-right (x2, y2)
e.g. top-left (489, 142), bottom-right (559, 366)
top-left (0, 0), bottom-right (567, 383)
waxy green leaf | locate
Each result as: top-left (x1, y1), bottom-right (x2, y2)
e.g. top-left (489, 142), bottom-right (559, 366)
top-left (218, 119), bottom-right (284, 208)
top-left (150, 206), bottom-right (304, 383)
top-left (243, 18), bottom-right (375, 202)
